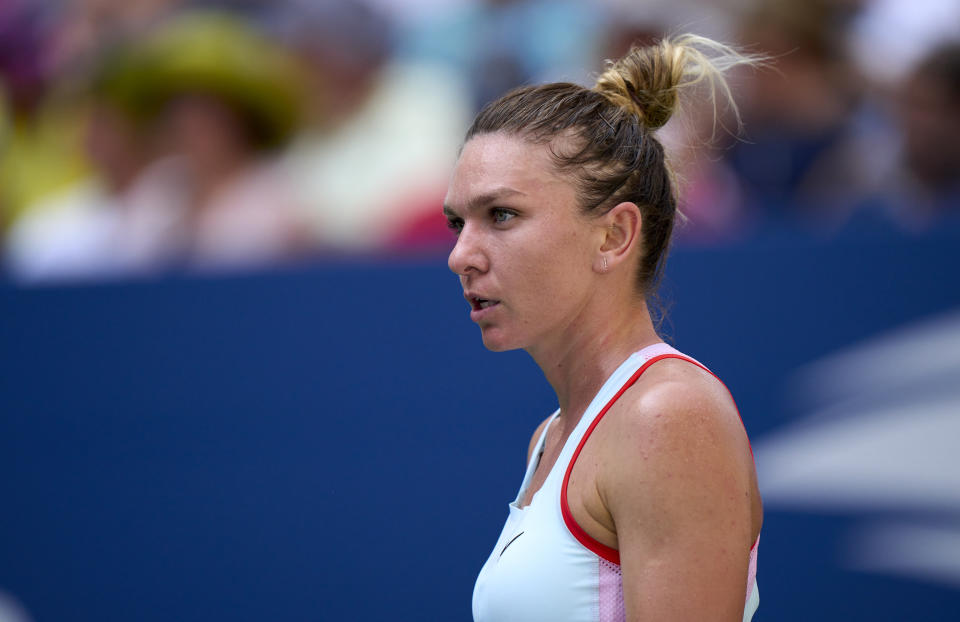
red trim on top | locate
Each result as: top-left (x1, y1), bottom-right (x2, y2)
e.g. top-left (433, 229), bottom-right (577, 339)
top-left (560, 353), bottom-right (755, 565)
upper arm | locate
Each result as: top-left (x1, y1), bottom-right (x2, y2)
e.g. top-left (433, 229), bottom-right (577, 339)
top-left (600, 375), bottom-right (756, 621)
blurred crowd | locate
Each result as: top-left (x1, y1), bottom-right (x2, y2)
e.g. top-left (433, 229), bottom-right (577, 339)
top-left (0, 0), bottom-right (958, 283)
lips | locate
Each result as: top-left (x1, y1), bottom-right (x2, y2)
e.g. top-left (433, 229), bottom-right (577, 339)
top-left (471, 297), bottom-right (499, 311)
top-left (465, 293), bottom-right (501, 318)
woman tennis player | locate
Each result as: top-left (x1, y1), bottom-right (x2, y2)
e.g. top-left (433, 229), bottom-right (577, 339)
top-left (444, 35), bottom-right (763, 622)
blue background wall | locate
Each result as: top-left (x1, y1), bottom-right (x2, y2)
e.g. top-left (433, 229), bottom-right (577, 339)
top-left (2, 226), bottom-right (959, 621)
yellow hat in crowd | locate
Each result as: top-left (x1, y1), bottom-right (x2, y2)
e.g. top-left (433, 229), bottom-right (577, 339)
top-left (97, 11), bottom-right (304, 150)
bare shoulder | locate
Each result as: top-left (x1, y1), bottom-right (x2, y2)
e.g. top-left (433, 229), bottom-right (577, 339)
top-left (586, 357), bottom-right (759, 620)
top-left (604, 357), bottom-right (747, 455)
top-left (594, 356), bottom-right (756, 529)
top-left (526, 413), bottom-right (555, 465)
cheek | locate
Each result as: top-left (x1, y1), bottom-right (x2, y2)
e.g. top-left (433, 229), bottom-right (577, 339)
top-left (511, 227), bottom-right (592, 309)
top-left (544, 220), bottom-right (593, 273)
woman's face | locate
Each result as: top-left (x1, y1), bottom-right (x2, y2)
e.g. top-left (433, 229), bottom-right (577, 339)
top-left (445, 132), bottom-right (601, 352)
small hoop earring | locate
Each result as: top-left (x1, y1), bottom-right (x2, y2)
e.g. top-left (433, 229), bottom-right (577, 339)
top-left (601, 256), bottom-right (608, 273)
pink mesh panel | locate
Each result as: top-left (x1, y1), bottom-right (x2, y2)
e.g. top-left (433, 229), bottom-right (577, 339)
top-left (598, 558), bottom-right (625, 622)
top-left (745, 535), bottom-right (759, 604)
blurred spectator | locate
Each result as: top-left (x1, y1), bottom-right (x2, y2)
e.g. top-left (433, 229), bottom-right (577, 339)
top-left (4, 53), bottom-right (184, 281)
top-left (662, 107), bottom-right (754, 245)
top-left (848, 0), bottom-right (960, 90)
top-left (46, 0), bottom-right (184, 86)
top-left (5, 11), bottom-right (313, 281)
top-left (599, 0), bottom-right (740, 46)
top-left (0, 0), bottom-right (89, 232)
top-left (5, 0), bottom-right (956, 274)
top-left (140, 12), bottom-right (312, 267)
top-left (274, 0), bottom-right (472, 252)
top-left (724, 0), bottom-right (864, 228)
top-left (857, 42), bottom-right (960, 231)
top-left (898, 45), bottom-right (960, 206)
top-left (400, 0), bottom-right (603, 111)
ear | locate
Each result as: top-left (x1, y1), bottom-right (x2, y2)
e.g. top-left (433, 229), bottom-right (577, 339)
top-left (595, 201), bottom-right (641, 273)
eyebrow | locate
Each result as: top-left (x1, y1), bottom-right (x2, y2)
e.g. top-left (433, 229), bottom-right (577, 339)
top-left (443, 188), bottom-right (525, 217)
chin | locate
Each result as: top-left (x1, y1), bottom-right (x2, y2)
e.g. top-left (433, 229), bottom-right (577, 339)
top-left (479, 327), bottom-right (523, 353)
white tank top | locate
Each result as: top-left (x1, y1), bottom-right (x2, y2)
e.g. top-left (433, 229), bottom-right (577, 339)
top-left (472, 343), bottom-right (760, 622)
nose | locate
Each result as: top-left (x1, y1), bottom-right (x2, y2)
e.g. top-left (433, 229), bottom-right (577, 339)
top-left (447, 224), bottom-right (488, 276)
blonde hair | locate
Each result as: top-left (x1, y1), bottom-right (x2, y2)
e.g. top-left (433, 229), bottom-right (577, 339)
top-left (465, 34), bottom-right (760, 297)
top-left (594, 33), bottom-right (762, 132)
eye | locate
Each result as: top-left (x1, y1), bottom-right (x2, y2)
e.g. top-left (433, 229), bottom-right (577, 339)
top-left (491, 208), bottom-right (516, 225)
top-left (446, 216), bottom-right (464, 235)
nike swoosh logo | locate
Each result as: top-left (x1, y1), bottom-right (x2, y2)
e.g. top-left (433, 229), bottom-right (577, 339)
top-left (500, 531), bottom-right (525, 557)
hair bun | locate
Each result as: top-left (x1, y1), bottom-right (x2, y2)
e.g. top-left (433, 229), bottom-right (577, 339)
top-left (594, 34), bottom-right (764, 131)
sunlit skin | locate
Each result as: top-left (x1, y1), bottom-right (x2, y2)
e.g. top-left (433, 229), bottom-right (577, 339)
top-left (446, 132), bottom-right (762, 621)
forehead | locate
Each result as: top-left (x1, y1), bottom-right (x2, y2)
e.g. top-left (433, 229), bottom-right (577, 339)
top-left (445, 132), bottom-right (574, 209)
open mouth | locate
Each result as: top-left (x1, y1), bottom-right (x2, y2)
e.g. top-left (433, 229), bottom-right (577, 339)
top-left (469, 297), bottom-right (500, 311)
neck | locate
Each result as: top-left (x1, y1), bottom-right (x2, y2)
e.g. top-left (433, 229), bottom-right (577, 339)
top-left (527, 296), bottom-right (661, 434)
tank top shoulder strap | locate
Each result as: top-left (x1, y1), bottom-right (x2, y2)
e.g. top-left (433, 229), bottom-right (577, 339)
top-left (556, 342), bottom-right (720, 564)
top-left (556, 342), bottom-right (704, 459)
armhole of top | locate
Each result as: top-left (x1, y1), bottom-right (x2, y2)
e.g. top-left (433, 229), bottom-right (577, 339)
top-left (560, 353), bottom-right (755, 565)
top-left (528, 410), bottom-right (560, 468)
top-left (515, 410), bottom-right (561, 505)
